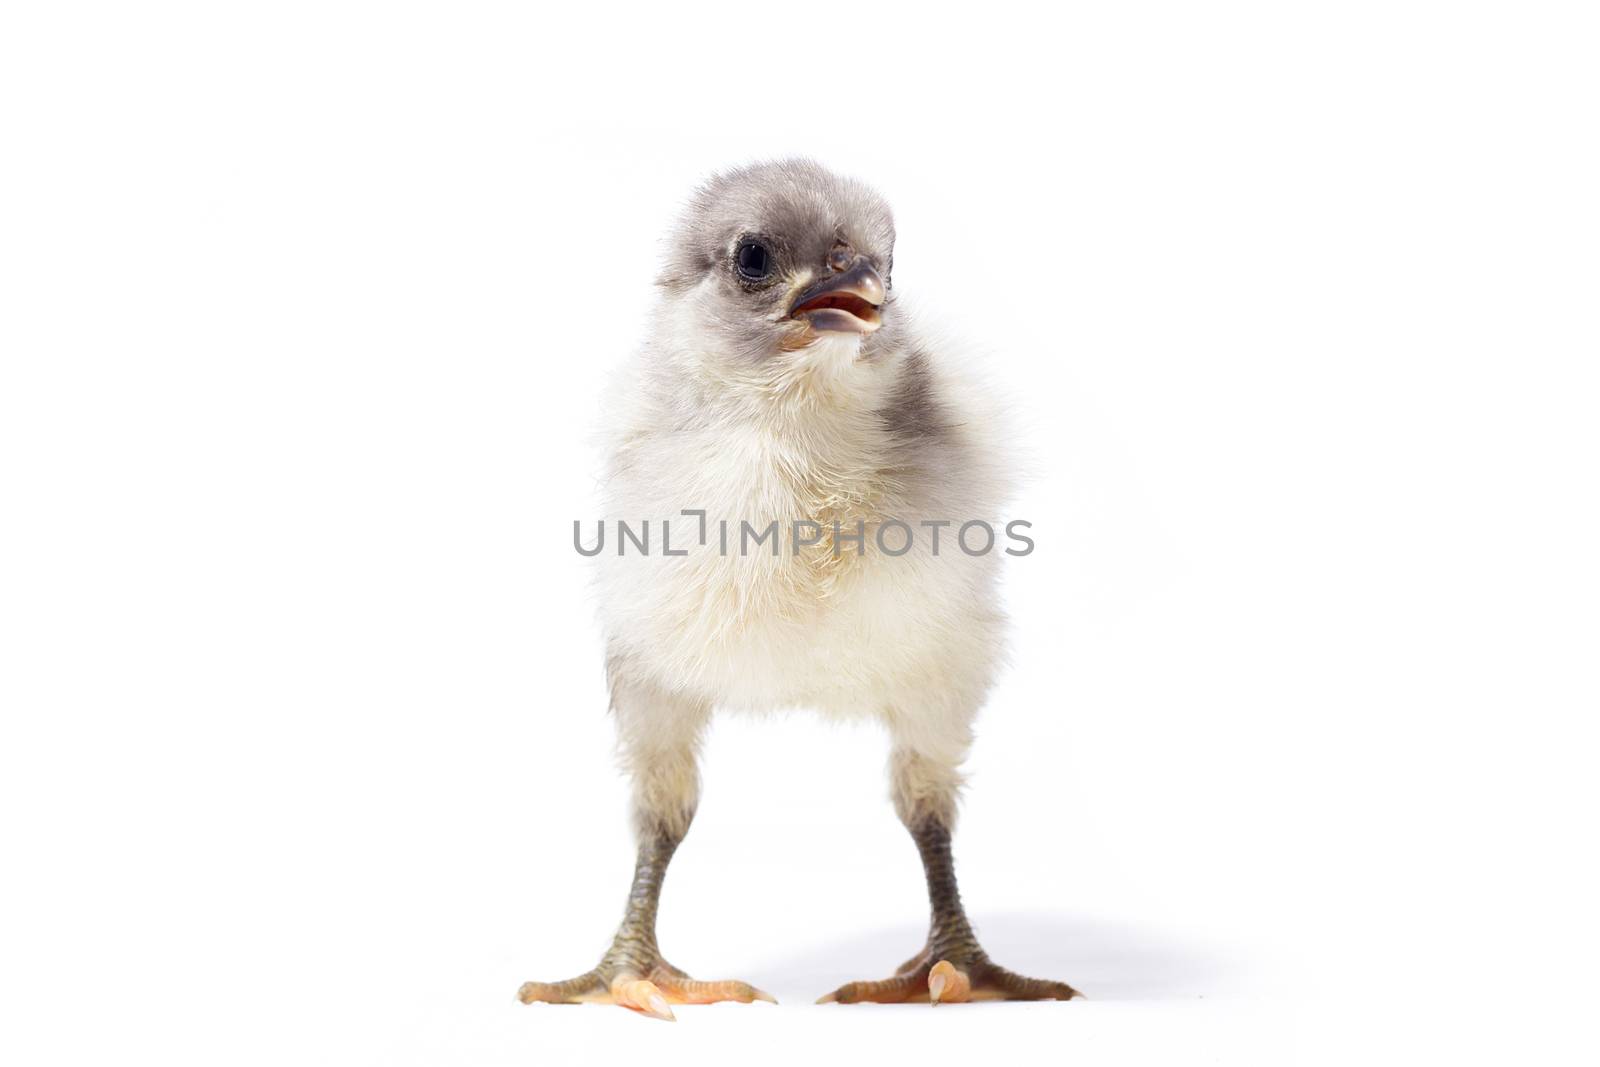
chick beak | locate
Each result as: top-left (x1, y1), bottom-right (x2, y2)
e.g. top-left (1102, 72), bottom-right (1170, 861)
top-left (788, 258), bottom-right (885, 334)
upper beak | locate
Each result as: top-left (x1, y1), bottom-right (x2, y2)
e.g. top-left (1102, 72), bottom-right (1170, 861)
top-left (788, 258), bottom-right (885, 334)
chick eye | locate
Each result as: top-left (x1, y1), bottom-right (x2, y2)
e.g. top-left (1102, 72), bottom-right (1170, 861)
top-left (734, 239), bottom-right (771, 281)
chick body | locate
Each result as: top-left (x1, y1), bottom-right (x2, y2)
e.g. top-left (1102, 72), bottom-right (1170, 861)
top-left (597, 330), bottom-right (1006, 720)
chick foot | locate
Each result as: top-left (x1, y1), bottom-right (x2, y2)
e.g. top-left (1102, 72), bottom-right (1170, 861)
top-left (519, 959), bottom-right (775, 1021)
top-left (817, 948), bottom-right (1080, 1005)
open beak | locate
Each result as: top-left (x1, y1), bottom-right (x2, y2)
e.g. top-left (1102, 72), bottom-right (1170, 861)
top-left (788, 258), bottom-right (885, 334)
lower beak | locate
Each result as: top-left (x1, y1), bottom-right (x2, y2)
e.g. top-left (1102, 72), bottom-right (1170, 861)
top-left (788, 260), bottom-right (885, 334)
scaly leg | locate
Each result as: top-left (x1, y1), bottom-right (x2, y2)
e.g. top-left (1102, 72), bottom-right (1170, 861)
top-left (518, 671), bottom-right (773, 1021)
top-left (818, 744), bottom-right (1080, 1005)
top-left (517, 826), bottom-right (774, 1019)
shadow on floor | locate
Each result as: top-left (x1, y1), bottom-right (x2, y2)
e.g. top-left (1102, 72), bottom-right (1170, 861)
top-left (759, 913), bottom-right (1246, 1003)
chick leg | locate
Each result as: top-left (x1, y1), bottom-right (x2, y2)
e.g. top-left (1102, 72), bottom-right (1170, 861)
top-left (818, 744), bottom-right (1080, 1005)
top-left (517, 827), bottom-right (774, 1019)
top-left (518, 674), bottom-right (773, 1020)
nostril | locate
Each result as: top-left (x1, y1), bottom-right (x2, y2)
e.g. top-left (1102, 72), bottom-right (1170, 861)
top-left (827, 248), bottom-right (852, 273)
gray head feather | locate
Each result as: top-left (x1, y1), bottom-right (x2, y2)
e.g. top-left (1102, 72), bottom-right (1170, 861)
top-left (654, 159), bottom-right (900, 363)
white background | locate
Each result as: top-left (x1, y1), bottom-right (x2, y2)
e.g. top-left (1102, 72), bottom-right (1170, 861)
top-left (3, 3), bottom-right (1597, 1065)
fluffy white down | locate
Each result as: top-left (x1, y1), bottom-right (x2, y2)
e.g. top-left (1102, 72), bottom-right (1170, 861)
top-left (592, 281), bottom-right (1015, 834)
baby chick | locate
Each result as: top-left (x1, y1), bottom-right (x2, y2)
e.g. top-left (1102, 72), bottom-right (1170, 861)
top-left (520, 159), bottom-right (1078, 1019)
